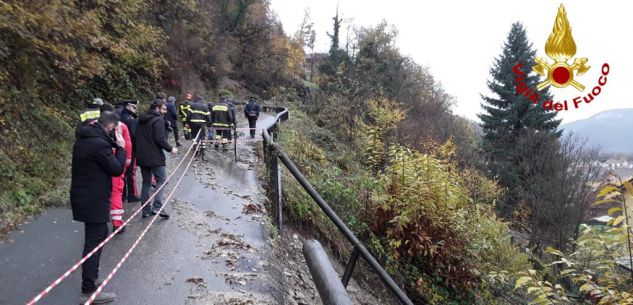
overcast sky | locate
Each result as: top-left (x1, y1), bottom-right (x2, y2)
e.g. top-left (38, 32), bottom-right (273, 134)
top-left (269, 0), bottom-right (631, 124)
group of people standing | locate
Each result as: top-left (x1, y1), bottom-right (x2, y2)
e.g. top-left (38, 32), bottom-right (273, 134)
top-left (69, 92), bottom-right (260, 304)
top-left (179, 94), bottom-right (261, 151)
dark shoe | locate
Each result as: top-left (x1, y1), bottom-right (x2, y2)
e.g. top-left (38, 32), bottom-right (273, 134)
top-left (113, 226), bottom-right (126, 235)
top-left (176, 141), bottom-right (183, 147)
top-left (142, 211), bottom-right (151, 218)
top-left (151, 210), bottom-right (157, 216)
top-left (127, 196), bottom-right (141, 203)
top-left (79, 291), bottom-right (116, 304)
top-left (159, 210), bottom-right (170, 219)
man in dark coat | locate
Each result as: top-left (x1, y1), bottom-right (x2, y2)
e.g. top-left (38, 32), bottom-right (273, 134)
top-left (186, 96), bottom-right (212, 155)
top-left (118, 101), bottom-right (140, 202)
top-left (210, 98), bottom-right (234, 150)
top-left (71, 111), bottom-right (126, 304)
top-left (136, 99), bottom-right (178, 218)
top-left (244, 96), bottom-right (260, 138)
top-left (166, 96), bottom-right (181, 147)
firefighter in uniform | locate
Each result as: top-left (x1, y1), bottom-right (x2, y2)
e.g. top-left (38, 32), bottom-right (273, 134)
top-left (211, 98), bottom-right (234, 150)
top-left (179, 93), bottom-right (193, 140)
top-left (186, 96), bottom-right (212, 155)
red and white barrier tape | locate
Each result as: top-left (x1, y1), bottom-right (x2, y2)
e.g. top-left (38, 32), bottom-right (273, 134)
top-left (26, 130), bottom-right (201, 305)
top-left (205, 127), bottom-right (259, 131)
top-left (84, 137), bottom-right (200, 305)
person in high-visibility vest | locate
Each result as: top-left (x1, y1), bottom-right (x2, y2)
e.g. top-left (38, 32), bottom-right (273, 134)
top-left (186, 96), bottom-right (212, 154)
top-left (211, 98), bottom-right (234, 150)
top-left (179, 93), bottom-right (193, 140)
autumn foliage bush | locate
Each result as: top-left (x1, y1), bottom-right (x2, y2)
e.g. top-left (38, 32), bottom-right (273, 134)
top-left (278, 98), bottom-right (529, 304)
top-left (371, 145), bottom-right (477, 291)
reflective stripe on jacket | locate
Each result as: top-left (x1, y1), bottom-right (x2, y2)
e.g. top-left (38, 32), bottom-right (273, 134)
top-left (179, 100), bottom-right (192, 122)
top-left (80, 109), bottom-right (100, 123)
top-left (211, 103), bottom-right (233, 128)
top-left (186, 101), bottom-right (211, 126)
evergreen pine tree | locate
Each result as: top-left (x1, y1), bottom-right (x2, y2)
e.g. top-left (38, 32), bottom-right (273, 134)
top-left (479, 22), bottom-right (561, 214)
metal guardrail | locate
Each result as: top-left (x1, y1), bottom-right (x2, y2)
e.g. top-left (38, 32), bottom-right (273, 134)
top-left (303, 240), bottom-right (354, 305)
top-left (260, 106), bottom-right (422, 305)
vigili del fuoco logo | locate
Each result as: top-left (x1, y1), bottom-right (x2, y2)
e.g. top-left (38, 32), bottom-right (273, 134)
top-left (513, 4), bottom-right (610, 112)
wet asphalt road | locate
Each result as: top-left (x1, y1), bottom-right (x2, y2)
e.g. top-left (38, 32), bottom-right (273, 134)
top-left (0, 115), bottom-right (282, 305)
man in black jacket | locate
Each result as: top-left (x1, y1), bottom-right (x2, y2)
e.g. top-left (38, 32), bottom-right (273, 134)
top-left (211, 98), bottom-right (234, 150)
top-left (166, 96), bottom-right (181, 147)
top-left (117, 100), bottom-right (141, 202)
top-left (136, 100), bottom-right (178, 218)
top-left (71, 111), bottom-right (126, 304)
top-left (244, 96), bottom-right (260, 138)
top-left (186, 96), bottom-right (212, 154)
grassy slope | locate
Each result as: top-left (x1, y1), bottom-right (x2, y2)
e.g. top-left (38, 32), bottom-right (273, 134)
top-left (0, 98), bottom-right (75, 235)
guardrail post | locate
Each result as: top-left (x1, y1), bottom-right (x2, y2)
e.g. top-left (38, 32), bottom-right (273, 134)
top-left (303, 240), bottom-right (354, 305)
top-left (262, 131), bottom-right (267, 163)
top-left (341, 246), bottom-right (361, 288)
top-left (268, 144), bottom-right (282, 236)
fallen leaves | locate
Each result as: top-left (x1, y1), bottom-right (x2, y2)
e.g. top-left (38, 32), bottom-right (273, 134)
top-left (186, 277), bottom-right (207, 288)
top-left (242, 203), bottom-right (265, 214)
top-left (222, 272), bottom-right (258, 286)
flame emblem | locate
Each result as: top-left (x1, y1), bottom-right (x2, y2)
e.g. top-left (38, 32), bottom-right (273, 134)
top-left (533, 4), bottom-right (590, 91)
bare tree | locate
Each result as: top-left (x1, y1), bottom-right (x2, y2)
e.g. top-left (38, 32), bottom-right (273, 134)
top-left (517, 131), bottom-right (602, 253)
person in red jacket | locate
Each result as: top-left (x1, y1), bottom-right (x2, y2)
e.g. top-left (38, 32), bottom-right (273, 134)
top-left (102, 103), bottom-right (132, 234)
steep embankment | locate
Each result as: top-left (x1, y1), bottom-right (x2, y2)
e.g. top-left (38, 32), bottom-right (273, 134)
top-left (0, 99), bottom-right (76, 234)
top-left (0, 0), bottom-right (301, 234)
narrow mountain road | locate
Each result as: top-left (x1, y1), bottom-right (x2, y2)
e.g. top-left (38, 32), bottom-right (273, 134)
top-left (0, 114), bottom-right (283, 305)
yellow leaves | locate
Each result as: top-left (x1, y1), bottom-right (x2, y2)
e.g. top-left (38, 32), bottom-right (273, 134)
top-left (595, 198), bottom-right (620, 205)
top-left (527, 286), bottom-right (540, 294)
top-left (608, 207), bottom-right (622, 216)
top-left (514, 276), bottom-right (532, 289)
top-left (608, 215), bottom-right (625, 226)
top-left (545, 247), bottom-right (564, 257)
top-left (579, 283), bottom-right (593, 293)
top-left (366, 97), bottom-right (405, 130)
top-left (598, 185), bottom-right (620, 197)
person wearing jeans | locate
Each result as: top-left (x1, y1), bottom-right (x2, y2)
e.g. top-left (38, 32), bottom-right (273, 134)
top-left (140, 166), bottom-right (166, 215)
top-left (135, 99), bottom-right (178, 218)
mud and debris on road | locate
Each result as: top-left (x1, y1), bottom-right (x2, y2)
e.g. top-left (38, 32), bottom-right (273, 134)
top-left (0, 115), bottom-right (391, 305)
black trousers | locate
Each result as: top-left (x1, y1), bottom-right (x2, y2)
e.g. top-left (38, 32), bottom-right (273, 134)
top-left (124, 156), bottom-right (138, 200)
top-left (171, 123), bottom-right (179, 142)
top-left (247, 117), bottom-right (257, 137)
top-left (190, 124), bottom-right (206, 143)
top-left (215, 128), bottom-right (231, 141)
top-left (81, 223), bottom-right (108, 293)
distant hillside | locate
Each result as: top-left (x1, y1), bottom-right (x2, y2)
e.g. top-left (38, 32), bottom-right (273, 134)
top-left (562, 108), bottom-right (633, 154)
